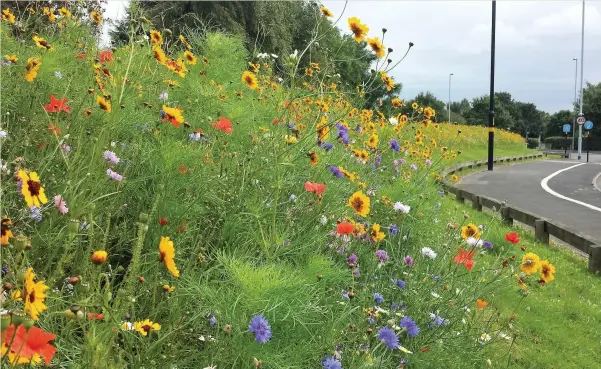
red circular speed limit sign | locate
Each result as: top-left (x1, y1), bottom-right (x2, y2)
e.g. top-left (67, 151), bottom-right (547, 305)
top-left (576, 116), bottom-right (586, 125)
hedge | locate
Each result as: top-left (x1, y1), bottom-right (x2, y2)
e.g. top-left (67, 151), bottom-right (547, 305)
top-left (544, 136), bottom-right (601, 150)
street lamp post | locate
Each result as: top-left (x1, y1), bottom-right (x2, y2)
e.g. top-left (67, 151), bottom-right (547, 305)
top-left (448, 73), bottom-right (454, 123)
top-left (488, 1), bottom-right (496, 171)
top-left (577, 0), bottom-right (585, 160)
top-left (571, 57), bottom-right (577, 155)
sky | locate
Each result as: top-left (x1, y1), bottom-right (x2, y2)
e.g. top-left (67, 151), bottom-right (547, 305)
top-left (103, 1), bottom-right (601, 114)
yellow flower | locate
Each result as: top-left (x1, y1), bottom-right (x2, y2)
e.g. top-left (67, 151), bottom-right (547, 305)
top-left (2, 8), bottom-right (16, 24)
top-left (91, 250), bottom-right (108, 264)
top-left (308, 151), bottom-right (319, 167)
top-left (460, 223), bottom-right (481, 240)
top-left (366, 133), bottom-right (379, 149)
top-left (165, 79), bottom-right (180, 87)
top-left (348, 17), bottom-right (369, 43)
top-left (367, 37), bottom-right (386, 58)
top-left (25, 57), bottom-right (41, 83)
top-left (411, 102), bottom-right (419, 110)
top-left (391, 98), bottom-right (404, 108)
top-left (17, 170), bottom-right (48, 207)
top-left (96, 95), bottom-right (112, 112)
top-left (284, 135), bottom-right (298, 144)
top-left (452, 174), bottom-right (460, 182)
top-left (1, 218), bottom-right (14, 246)
top-left (133, 319), bottom-right (161, 336)
top-left (153, 45), bottom-right (167, 65)
top-left (370, 223), bottom-right (385, 242)
top-left (43, 7), bottom-right (56, 23)
top-left (58, 7), bottom-right (71, 17)
top-left (539, 260), bottom-right (555, 283)
top-left (320, 6), bottom-right (334, 17)
top-left (90, 10), bottom-right (102, 25)
top-left (33, 35), bottom-right (52, 50)
top-left (184, 50), bottom-right (197, 65)
top-left (159, 236), bottom-right (180, 277)
top-left (348, 190), bottom-right (370, 217)
top-left (3, 55), bottom-right (17, 64)
top-left (520, 252), bottom-right (541, 275)
top-left (242, 71), bottom-right (258, 89)
top-left (380, 72), bottom-right (394, 91)
top-left (166, 58), bottom-right (188, 78)
top-left (179, 35), bottom-right (192, 50)
top-left (150, 29), bottom-right (163, 45)
top-left (23, 268), bottom-right (49, 320)
top-left (424, 106), bottom-right (436, 118)
top-left (162, 284), bottom-right (176, 293)
top-left (161, 105), bottom-right (184, 128)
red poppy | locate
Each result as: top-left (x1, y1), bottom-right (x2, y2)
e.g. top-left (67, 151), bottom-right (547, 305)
top-left (98, 50), bottom-right (114, 63)
top-left (1, 324), bottom-right (57, 365)
top-left (212, 117), bottom-right (233, 134)
top-left (75, 53), bottom-right (86, 59)
top-left (159, 217), bottom-right (168, 226)
top-left (87, 313), bottom-right (104, 320)
top-left (48, 123), bottom-right (61, 135)
top-left (272, 117), bottom-right (280, 124)
top-left (176, 220), bottom-right (187, 233)
top-left (505, 232), bottom-right (520, 244)
top-left (44, 95), bottom-right (71, 114)
top-left (336, 221), bottom-right (355, 235)
top-left (304, 181), bottom-right (326, 195)
top-left (454, 248), bottom-right (475, 271)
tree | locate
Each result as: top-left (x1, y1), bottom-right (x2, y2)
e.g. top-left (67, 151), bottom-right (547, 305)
top-left (546, 110), bottom-right (573, 138)
top-left (411, 91), bottom-right (446, 119)
top-left (450, 98), bottom-right (471, 117)
top-left (577, 82), bottom-right (601, 136)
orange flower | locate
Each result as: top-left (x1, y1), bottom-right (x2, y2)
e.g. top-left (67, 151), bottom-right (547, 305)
top-left (212, 117), bottom-right (233, 134)
top-left (44, 95), bottom-right (71, 114)
top-left (98, 50), bottom-right (113, 63)
top-left (454, 248), bottom-right (475, 271)
top-left (162, 105), bottom-right (184, 127)
top-left (476, 299), bottom-right (488, 310)
top-left (308, 151), bottom-right (318, 167)
top-left (336, 221), bottom-right (355, 235)
top-left (304, 181), bottom-right (326, 195)
top-left (91, 250), bottom-right (108, 264)
top-left (1, 324), bottom-right (57, 365)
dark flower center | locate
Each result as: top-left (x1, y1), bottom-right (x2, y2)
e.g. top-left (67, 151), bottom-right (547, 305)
top-left (352, 198), bottom-right (363, 211)
top-left (27, 180), bottom-right (41, 197)
top-left (142, 324), bottom-right (152, 332)
top-left (29, 289), bottom-right (36, 303)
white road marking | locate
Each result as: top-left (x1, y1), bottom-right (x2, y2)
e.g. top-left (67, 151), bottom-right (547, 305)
top-left (593, 171), bottom-right (601, 193)
top-left (540, 163), bottom-right (601, 213)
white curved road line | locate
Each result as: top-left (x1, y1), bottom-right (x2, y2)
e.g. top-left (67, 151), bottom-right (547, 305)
top-left (540, 163), bottom-right (601, 213)
top-left (594, 171), bottom-right (601, 193)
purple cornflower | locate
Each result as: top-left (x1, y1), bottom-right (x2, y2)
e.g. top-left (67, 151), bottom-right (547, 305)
top-left (106, 168), bottom-right (124, 182)
top-left (54, 195), bottom-right (69, 214)
top-left (367, 315), bottom-right (377, 325)
top-left (61, 143), bottom-right (71, 154)
top-left (323, 356), bottom-right (343, 369)
top-left (377, 326), bottom-right (399, 349)
top-left (373, 292), bottom-right (384, 304)
top-left (410, 163), bottom-right (418, 171)
top-left (374, 155), bottom-right (382, 167)
top-left (395, 279), bottom-right (405, 288)
top-left (248, 314), bottom-right (272, 343)
top-left (389, 224), bottom-right (399, 235)
top-left (400, 316), bottom-right (420, 337)
top-left (1, 265), bottom-right (9, 276)
top-left (342, 290), bottom-right (350, 299)
top-left (425, 159), bottom-right (432, 166)
top-left (336, 123), bottom-right (350, 144)
top-left (329, 166), bottom-right (344, 178)
top-left (375, 249), bottom-right (389, 263)
top-left (399, 359), bottom-right (409, 367)
top-left (389, 139), bottom-right (400, 152)
top-left (483, 240), bottom-right (494, 249)
top-left (320, 141), bottom-right (334, 151)
top-left (209, 315), bottom-right (217, 326)
top-left (347, 253), bottom-right (358, 265)
top-left (352, 269), bottom-right (360, 278)
top-left (103, 150), bottom-right (120, 165)
top-left (404, 255), bottom-right (414, 267)
top-left (429, 313), bottom-right (449, 327)
top-left (30, 206), bottom-right (42, 222)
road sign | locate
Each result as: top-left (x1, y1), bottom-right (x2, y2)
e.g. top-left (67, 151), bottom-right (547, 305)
top-left (584, 121), bottom-right (593, 130)
top-left (562, 124), bottom-right (571, 133)
top-left (576, 116), bottom-right (586, 125)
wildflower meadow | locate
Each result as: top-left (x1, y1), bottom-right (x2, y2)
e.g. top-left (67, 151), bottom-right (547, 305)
top-left (2, 2), bottom-right (593, 369)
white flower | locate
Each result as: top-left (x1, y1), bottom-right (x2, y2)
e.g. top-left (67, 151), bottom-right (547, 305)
top-left (393, 202), bottom-right (410, 214)
top-left (277, 77), bottom-right (283, 82)
top-left (203, 366), bottom-right (217, 369)
top-left (421, 247), bottom-right (437, 259)
top-left (257, 52), bottom-right (269, 59)
top-left (431, 292), bottom-right (440, 298)
top-left (0, 130), bottom-right (7, 139)
top-left (54, 71), bottom-right (63, 79)
top-left (466, 237), bottom-right (483, 247)
top-left (320, 215), bottom-right (328, 225)
top-left (121, 322), bottom-right (133, 331)
top-left (158, 91), bottom-right (169, 101)
top-left (389, 117), bottom-right (398, 126)
top-left (478, 333), bottom-right (492, 344)
top-left (289, 194), bottom-right (297, 202)
top-left (290, 49), bottom-right (299, 59)
top-left (270, 53), bottom-right (278, 59)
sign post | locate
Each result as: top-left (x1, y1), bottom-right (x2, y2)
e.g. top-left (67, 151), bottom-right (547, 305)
top-left (577, 114), bottom-right (586, 159)
top-left (563, 123), bottom-right (571, 158)
top-left (584, 120), bottom-right (593, 163)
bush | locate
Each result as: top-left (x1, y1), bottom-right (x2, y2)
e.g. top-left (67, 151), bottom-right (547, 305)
top-left (527, 138), bottom-right (539, 149)
top-left (544, 136), bottom-right (600, 150)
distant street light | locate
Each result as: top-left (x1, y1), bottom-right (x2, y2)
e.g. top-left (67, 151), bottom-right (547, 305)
top-left (488, 1), bottom-right (496, 171)
top-left (571, 57), bottom-right (577, 154)
top-left (577, 0), bottom-right (585, 160)
top-left (448, 73), bottom-right (454, 123)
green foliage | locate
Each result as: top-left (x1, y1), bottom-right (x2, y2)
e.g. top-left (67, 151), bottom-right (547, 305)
top-left (577, 81), bottom-right (601, 136)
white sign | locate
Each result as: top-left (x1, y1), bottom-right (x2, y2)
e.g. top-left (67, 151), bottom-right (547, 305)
top-left (576, 116), bottom-right (586, 125)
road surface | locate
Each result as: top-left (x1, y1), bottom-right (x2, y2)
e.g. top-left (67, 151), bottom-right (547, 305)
top-left (458, 159), bottom-right (601, 244)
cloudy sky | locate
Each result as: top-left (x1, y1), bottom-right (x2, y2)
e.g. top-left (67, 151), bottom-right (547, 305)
top-left (104, 1), bottom-right (601, 113)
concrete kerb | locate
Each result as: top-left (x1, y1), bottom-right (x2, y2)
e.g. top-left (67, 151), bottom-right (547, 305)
top-left (440, 153), bottom-right (601, 274)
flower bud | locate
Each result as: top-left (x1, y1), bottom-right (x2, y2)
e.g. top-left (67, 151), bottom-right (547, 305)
top-left (11, 310), bottom-right (26, 326)
top-left (22, 317), bottom-right (35, 330)
top-left (224, 324), bottom-right (232, 334)
top-left (138, 213), bottom-right (149, 224)
top-left (68, 276), bottom-right (80, 285)
top-left (0, 313), bottom-right (11, 331)
top-left (387, 47), bottom-right (393, 53)
top-left (409, 42), bottom-right (414, 47)
top-left (2, 282), bottom-right (13, 291)
top-left (76, 311), bottom-right (85, 320)
top-left (382, 28), bottom-right (387, 34)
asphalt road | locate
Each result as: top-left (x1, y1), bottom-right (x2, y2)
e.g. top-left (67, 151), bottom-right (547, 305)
top-left (458, 159), bottom-right (601, 244)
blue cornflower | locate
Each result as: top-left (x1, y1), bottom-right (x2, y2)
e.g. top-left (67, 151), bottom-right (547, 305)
top-left (395, 279), bottom-right (405, 288)
top-left (323, 356), bottom-right (343, 369)
top-left (389, 224), bottom-right (399, 235)
top-left (374, 155), bottom-right (382, 167)
top-left (347, 253), bottom-right (358, 265)
top-left (320, 141), bottom-right (334, 151)
top-left (329, 166), bottom-right (344, 178)
top-left (400, 316), bottom-right (420, 337)
top-left (377, 326), bottom-right (399, 349)
top-left (367, 315), bottom-right (376, 325)
top-left (390, 139), bottom-right (400, 152)
top-left (1, 264), bottom-right (9, 276)
top-left (483, 240), bottom-right (494, 249)
top-left (209, 315), bottom-right (217, 326)
top-left (373, 292), bottom-right (384, 304)
top-left (30, 206), bottom-right (42, 222)
top-left (248, 314), bottom-right (272, 343)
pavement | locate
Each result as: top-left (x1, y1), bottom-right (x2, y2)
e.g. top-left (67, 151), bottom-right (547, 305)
top-left (458, 158), bottom-right (601, 244)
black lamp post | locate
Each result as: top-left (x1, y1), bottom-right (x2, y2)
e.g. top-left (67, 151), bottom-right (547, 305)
top-left (488, 1), bottom-right (496, 171)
